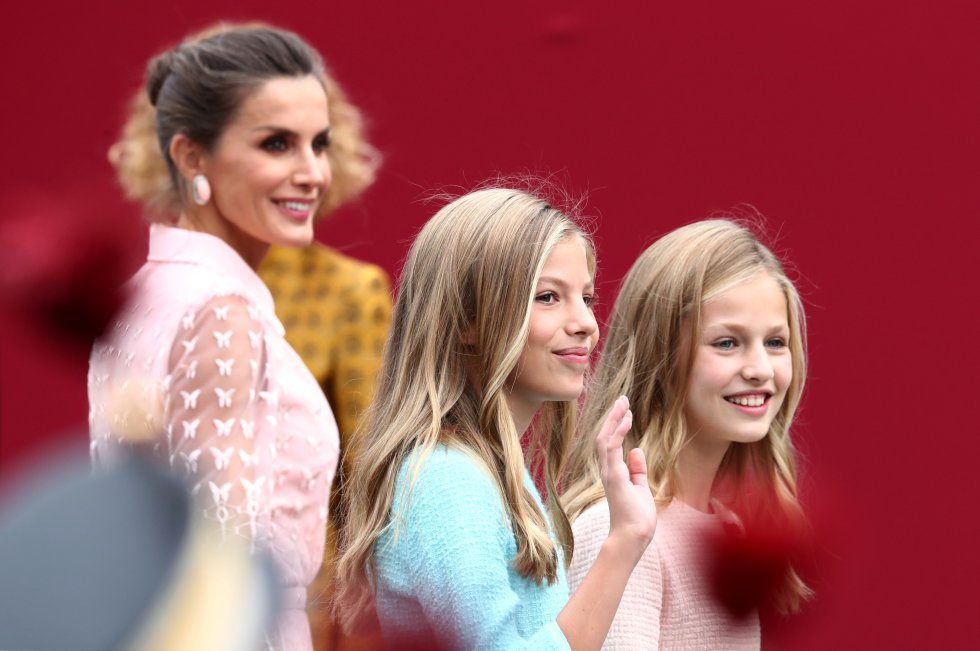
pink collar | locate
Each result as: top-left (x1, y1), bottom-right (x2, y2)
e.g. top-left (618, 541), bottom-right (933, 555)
top-left (146, 224), bottom-right (283, 335)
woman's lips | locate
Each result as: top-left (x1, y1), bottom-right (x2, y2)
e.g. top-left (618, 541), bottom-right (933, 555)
top-left (272, 198), bottom-right (315, 221)
top-left (723, 392), bottom-right (771, 415)
top-left (553, 347), bottom-right (590, 364)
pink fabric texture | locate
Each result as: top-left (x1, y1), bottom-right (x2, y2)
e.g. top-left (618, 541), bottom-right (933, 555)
top-left (569, 499), bottom-right (760, 650)
top-left (89, 224), bottom-right (339, 650)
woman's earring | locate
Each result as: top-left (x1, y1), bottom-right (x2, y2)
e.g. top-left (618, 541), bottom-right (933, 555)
top-left (191, 174), bottom-right (211, 206)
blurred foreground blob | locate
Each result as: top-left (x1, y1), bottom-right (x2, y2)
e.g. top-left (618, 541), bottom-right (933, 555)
top-left (0, 450), bottom-right (278, 651)
top-left (706, 498), bottom-right (811, 618)
top-left (0, 188), bottom-right (140, 352)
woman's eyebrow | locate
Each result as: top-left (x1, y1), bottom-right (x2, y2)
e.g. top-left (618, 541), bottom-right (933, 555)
top-left (537, 276), bottom-right (594, 291)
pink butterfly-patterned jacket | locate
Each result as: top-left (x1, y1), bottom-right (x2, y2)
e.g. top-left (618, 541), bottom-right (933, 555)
top-left (89, 224), bottom-right (339, 651)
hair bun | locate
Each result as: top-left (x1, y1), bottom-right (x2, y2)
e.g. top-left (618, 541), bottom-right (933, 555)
top-left (145, 49), bottom-right (178, 107)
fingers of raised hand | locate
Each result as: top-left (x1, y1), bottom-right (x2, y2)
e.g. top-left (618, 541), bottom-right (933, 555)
top-left (596, 395), bottom-right (630, 451)
top-left (627, 447), bottom-right (648, 487)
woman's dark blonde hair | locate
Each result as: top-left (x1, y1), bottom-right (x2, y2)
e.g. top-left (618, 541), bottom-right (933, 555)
top-left (333, 187), bottom-right (594, 633)
top-left (110, 22), bottom-right (378, 220)
top-left (562, 218), bottom-right (811, 614)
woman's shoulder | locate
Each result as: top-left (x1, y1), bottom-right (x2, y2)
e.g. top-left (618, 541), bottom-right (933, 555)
top-left (128, 264), bottom-right (251, 323)
top-left (387, 446), bottom-right (509, 532)
top-left (396, 446), bottom-right (499, 501)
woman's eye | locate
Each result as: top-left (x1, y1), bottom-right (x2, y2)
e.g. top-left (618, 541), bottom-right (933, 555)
top-left (766, 337), bottom-right (788, 349)
top-left (712, 338), bottom-right (736, 350)
top-left (583, 294), bottom-right (596, 309)
top-left (312, 133), bottom-right (331, 154)
top-left (535, 291), bottom-right (558, 305)
top-left (261, 136), bottom-right (288, 152)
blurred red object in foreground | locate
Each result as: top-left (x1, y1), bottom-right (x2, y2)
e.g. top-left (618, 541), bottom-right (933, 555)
top-left (0, 188), bottom-right (140, 353)
top-left (707, 501), bottom-right (810, 619)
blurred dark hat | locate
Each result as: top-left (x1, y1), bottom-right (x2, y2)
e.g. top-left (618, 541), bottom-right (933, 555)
top-left (0, 451), bottom-right (277, 650)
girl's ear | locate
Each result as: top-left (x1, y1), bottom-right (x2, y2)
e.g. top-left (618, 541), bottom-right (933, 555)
top-left (168, 134), bottom-right (208, 183)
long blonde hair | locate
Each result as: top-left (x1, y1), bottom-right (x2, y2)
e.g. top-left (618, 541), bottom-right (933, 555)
top-left (562, 218), bottom-right (810, 613)
top-left (109, 21), bottom-right (379, 220)
top-left (333, 188), bottom-right (593, 632)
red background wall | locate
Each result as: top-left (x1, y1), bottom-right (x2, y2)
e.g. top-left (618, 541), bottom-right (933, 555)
top-left (2, 1), bottom-right (977, 647)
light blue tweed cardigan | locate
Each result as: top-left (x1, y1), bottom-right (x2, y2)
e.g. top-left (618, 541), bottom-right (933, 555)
top-left (374, 445), bottom-right (571, 650)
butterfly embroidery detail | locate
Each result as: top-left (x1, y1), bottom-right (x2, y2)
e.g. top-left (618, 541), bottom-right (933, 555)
top-left (215, 358), bottom-right (235, 376)
top-left (258, 390), bottom-right (278, 407)
top-left (213, 305), bottom-right (230, 321)
top-left (185, 360), bottom-right (197, 379)
top-left (181, 336), bottom-right (199, 354)
top-left (240, 476), bottom-right (266, 501)
top-left (213, 418), bottom-right (236, 437)
top-left (273, 465), bottom-right (288, 487)
top-left (182, 419), bottom-right (200, 439)
top-left (249, 359), bottom-right (259, 376)
top-left (215, 387), bottom-right (235, 408)
top-left (246, 305), bottom-right (260, 321)
top-left (213, 330), bottom-right (233, 349)
top-left (180, 389), bottom-right (200, 409)
top-left (301, 467), bottom-right (323, 491)
top-left (248, 330), bottom-right (262, 350)
top-left (238, 449), bottom-right (260, 469)
top-left (210, 446), bottom-right (234, 470)
top-left (180, 449), bottom-right (202, 473)
top-left (240, 419), bottom-right (255, 439)
top-left (181, 313), bottom-right (195, 330)
top-left (209, 481), bottom-right (232, 507)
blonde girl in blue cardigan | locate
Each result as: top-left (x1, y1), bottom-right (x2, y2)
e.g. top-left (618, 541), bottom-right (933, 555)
top-left (334, 188), bottom-right (657, 650)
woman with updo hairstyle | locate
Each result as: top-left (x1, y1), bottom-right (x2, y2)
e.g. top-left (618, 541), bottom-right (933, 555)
top-left (89, 26), bottom-right (351, 650)
top-left (106, 22), bottom-right (391, 651)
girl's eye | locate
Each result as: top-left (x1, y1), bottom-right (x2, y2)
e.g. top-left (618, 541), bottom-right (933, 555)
top-left (583, 294), bottom-right (596, 309)
top-left (535, 291), bottom-right (558, 305)
top-left (312, 132), bottom-right (331, 154)
top-left (766, 337), bottom-right (788, 349)
top-left (261, 135), bottom-right (289, 152)
top-left (712, 338), bottom-right (737, 350)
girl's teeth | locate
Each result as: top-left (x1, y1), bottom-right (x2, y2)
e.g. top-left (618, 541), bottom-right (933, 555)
top-left (278, 201), bottom-right (308, 211)
top-left (727, 395), bottom-right (766, 407)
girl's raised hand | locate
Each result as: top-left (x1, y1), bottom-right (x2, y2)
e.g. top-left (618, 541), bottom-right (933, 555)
top-left (596, 396), bottom-right (657, 556)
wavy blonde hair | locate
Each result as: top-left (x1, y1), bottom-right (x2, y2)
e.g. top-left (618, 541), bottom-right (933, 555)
top-left (333, 187), bottom-right (594, 633)
top-left (562, 218), bottom-right (810, 613)
top-left (109, 21), bottom-right (379, 221)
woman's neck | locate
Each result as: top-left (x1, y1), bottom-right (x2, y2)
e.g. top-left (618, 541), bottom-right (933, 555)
top-left (176, 209), bottom-right (269, 269)
top-left (503, 393), bottom-right (538, 438)
top-left (675, 437), bottom-right (730, 513)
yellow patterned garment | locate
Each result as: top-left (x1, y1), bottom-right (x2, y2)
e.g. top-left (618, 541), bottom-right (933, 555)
top-left (259, 243), bottom-right (391, 651)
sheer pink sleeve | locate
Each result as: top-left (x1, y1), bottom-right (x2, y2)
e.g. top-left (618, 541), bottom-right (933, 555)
top-left (165, 294), bottom-right (273, 548)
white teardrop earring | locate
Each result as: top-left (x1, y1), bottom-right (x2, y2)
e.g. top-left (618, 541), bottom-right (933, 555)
top-left (191, 174), bottom-right (211, 206)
